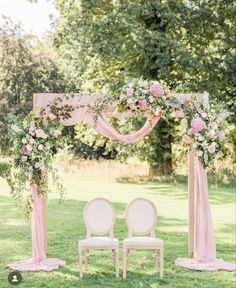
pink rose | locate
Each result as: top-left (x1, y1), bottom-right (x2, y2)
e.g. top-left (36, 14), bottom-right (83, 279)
top-left (139, 100), bottom-right (148, 110)
top-left (48, 113), bottom-right (56, 120)
top-left (182, 134), bottom-right (192, 144)
top-left (191, 117), bottom-right (206, 133)
top-left (22, 147), bottom-right (31, 156)
top-left (218, 131), bottom-right (225, 140)
top-left (126, 88), bottom-right (134, 97)
top-left (150, 82), bottom-right (164, 97)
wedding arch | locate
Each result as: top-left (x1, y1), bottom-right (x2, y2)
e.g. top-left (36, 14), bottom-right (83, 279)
top-left (8, 80), bottom-right (235, 272)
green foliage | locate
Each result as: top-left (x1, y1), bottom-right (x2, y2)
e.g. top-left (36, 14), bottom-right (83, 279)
top-left (0, 16), bottom-right (68, 154)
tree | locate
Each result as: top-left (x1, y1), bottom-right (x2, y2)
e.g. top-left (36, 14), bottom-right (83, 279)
top-left (0, 17), bottom-right (69, 154)
top-left (53, 0), bottom-right (235, 175)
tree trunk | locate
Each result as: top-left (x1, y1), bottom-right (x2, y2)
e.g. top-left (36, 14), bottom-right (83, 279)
top-left (149, 158), bottom-right (173, 176)
top-left (147, 118), bottom-right (175, 177)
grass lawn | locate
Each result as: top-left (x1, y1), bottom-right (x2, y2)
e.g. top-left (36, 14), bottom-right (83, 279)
top-left (0, 173), bottom-right (235, 288)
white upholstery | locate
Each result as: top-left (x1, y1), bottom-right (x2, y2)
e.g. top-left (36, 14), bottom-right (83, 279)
top-left (126, 198), bottom-right (157, 235)
top-left (79, 237), bottom-right (119, 248)
top-left (123, 237), bottom-right (163, 248)
top-left (79, 198), bottom-right (119, 278)
top-left (123, 198), bottom-right (164, 279)
top-left (84, 198), bottom-right (115, 235)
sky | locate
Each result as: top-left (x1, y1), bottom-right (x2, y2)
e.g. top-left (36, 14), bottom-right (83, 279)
top-left (0, 0), bottom-right (59, 37)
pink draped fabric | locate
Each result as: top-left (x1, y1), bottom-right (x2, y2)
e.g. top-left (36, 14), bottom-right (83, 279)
top-left (176, 153), bottom-right (236, 271)
top-left (35, 93), bottom-right (160, 141)
top-left (31, 184), bottom-right (46, 263)
top-left (8, 184), bottom-right (65, 271)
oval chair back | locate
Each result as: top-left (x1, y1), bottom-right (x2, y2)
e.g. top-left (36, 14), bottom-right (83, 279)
top-left (83, 198), bottom-right (116, 238)
top-left (125, 198), bottom-right (157, 237)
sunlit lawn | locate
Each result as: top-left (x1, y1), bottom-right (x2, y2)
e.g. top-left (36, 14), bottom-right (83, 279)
top-left (0, 172), bottom-right (235, 288)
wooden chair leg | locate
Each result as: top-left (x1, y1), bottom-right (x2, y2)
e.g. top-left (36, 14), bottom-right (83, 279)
top-left (152, 249), bottom-right (158, 268)
top-left (115, 248), bottom-right (119, 278)
top-left (84, 249), bottom-right (89, 272)
top-left (79, 248), bottom-right (84, 278)
top-left (126, 249), bottom-right (130, 270)
top-left (112, 249), bottom-right (116, 266)
top-left (123, 247), bottom-right (127, 279)
top-left (160, 247), bottom-right (164, 278)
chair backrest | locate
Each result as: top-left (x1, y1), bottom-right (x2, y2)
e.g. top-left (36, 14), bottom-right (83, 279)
top-left (125, 198), bottom-right (157, 237)
top-left (83, 198), bottom-right (116, 237)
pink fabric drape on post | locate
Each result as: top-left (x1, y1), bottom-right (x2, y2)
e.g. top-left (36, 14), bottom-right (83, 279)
top-left (175, 153), bottom-right (236, 271)
top-left (31, 183), bottom-right (46, 263)
top-left (8, 184), bottom-right (65, 271)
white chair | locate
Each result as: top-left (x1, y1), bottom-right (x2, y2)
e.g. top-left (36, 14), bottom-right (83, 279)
top-left (123, 198), bottom-right (164, 278)
top-left (78, 198), bottom-right (119, 278)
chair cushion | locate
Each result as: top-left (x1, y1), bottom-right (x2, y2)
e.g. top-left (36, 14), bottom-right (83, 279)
top-left (123, 237), bottom-right (163, 248)
top-left (78, 237), bottom-right (119, 249)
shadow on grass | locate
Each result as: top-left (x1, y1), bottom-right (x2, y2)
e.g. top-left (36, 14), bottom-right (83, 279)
top-left (116, 175), bottom-right (235, 205)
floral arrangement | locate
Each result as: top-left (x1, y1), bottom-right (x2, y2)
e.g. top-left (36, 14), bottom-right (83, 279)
top-left (179, 94), bottom-right (230, 169)
top-left (115, 79), bottom-right (230, 168)
top-left (117, 78), bottom-right (178, 118)
top-left (7, 83), bottom-right (230, 218)
top-left (9, 112), bottom-right (65, 218)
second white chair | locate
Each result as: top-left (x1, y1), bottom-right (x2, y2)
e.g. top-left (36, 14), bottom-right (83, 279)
top-left (78, 198), bottom-right (119, 278)
top-left (123, 198), bottom-right (164, 278)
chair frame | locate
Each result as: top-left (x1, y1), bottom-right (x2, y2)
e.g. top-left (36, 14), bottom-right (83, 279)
top-left (78, 198), bottom-right (119, 278)
top-left (123, 198), bottom-right (164, 279)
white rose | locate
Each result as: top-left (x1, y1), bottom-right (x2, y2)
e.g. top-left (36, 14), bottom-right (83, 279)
top-left (216, 151), bottom-right (223, 159)
top-left (202, 112), bottom-right (207, 118)
top-left (26, 144), bottom-right (32, 151)
top-left (53, 130), bottom-right (62, 136)
top-left (154, 107), bottom-right (160, 115)
top-left (208, 143), bottom-right (216, 153)
top-left (35, 128), bottom-right (45, 138)
top-left (21, 156), bottom-right (28, 162)
top-left (187, 128), bottom-right (193, 135)
top-left (21, 138), bottom-right (27, 144)
top-left (198, 135), bottom-right (204, 141)
top-left (180, 118), bottom-right (188, 127)
top-left (217, 131), bottom-right (225, 140)
top-left (212, 122), bottom-right (218, 130)
top-left (29, 138), bottom-right (35, 144)
top-left (42, 133), bottom-right (47, 139)
top-left (48, 113), bottom-right (56, 120)
top-left (127, 98), bottom-right (133, 104)
top-left (196, 150), bottom-right (203, 157)
top-left (34, 162), bottom-right (41, 168)
top-left (149, 96), bottom-right (154, 103)
top-left (208, 129), bottom-right (215, 137)
top-left (38, 144), bottom-right (44, 151)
